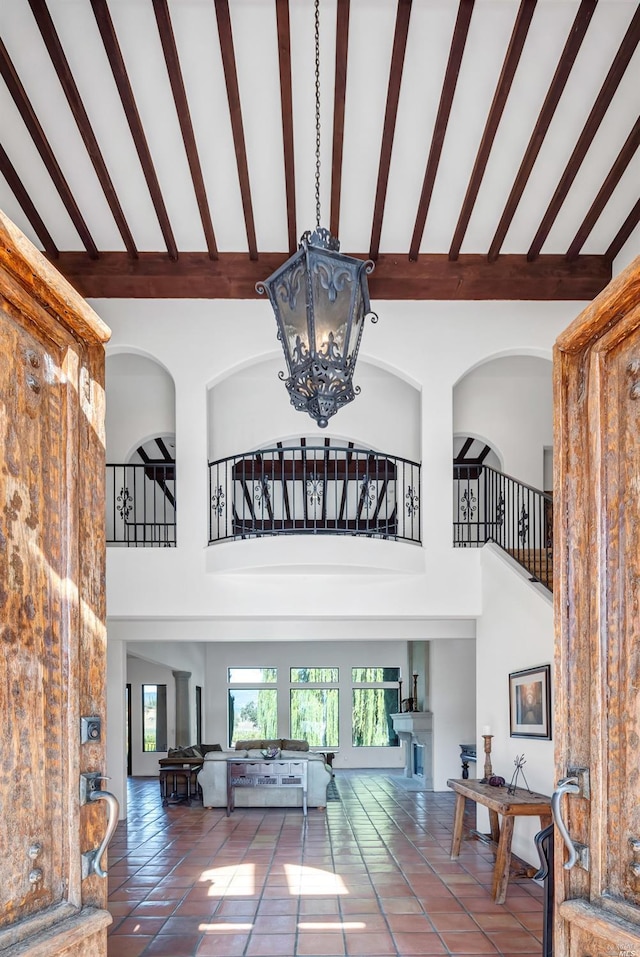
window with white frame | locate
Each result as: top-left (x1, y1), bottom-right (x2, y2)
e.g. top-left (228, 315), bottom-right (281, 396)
top-left (228, 668), bottom-right (277, 746)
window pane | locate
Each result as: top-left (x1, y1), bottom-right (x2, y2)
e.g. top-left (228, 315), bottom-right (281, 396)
top-left (142, 684), bottom-right (167, 752)
top-left (290, 667), bottom-right (338, 683)
top-left (228, 689), bottom-right (277, 745)
top-left (290, 689), bottom-right (339, 747)
top-left (352, 688), bottom-right (400, 746)
top-left (228, 667), bottom-right (277, 683)
top-left (352, 667), bottom-right (400, 683)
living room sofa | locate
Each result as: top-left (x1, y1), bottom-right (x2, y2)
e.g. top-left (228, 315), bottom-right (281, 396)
top-left (197, 739), bottom-right (332, 810)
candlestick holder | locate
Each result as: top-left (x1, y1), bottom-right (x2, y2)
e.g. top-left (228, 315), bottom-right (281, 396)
top-left (480, 734), bottom-right (493, 783)
top-left (412, 673), bottom-right (418, 711)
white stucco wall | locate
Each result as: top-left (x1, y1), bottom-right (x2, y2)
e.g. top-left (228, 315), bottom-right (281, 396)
top-left (105, 352), bottom-right (175, 461)
top-left (476, 544), bottom-right (554, 866)
top-left (453, 355), bottom-right (553, 489)
top-left (430, 639), bottom-right (476, 790)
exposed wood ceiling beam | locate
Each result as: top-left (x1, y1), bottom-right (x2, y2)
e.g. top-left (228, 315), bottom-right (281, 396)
top-left (448, 0), bottom-right (537, 261)
top-left (329, 0), bottom-right (349, 239)
top-left (454, 437), bottom-right (474, 462)
top-left (155, 437), bottom-right (174, 461)
top-left (409, 0), bottom-right (475, 262)
top-left (90, 0), bottom-right (178, 261)
top-left (51, 250), bottom-right (611, 300)
top-left (275, 0), bottom-right (297, 254)
top-left (0, 144), bottom-right (58, 258)
top-left (369, 0), bottom-right (412, 260)
top-left (528, 4), bottom-right (640, 261)
top-left (566, 115), bottom-right (640, 260)
top-left (214, 0), bottom-right (258, 260)
top-left (488, 0), bottom-right (597, 263)
top-left (0, 37), bottom-right (99, 258)
top-left (606, 197), bottom-right (640, 262)
top-left (28, 0), bottom-right (137, 258)
top-left (152, 0), bottom-right (218, 259)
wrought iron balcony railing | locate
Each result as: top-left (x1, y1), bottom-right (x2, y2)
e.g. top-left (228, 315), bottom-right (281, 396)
top-left (208, 446), bottom-right (421, 545)
top-left (106, 463), bottom-right (176, 547)
top-left (454, 464), bottom-right (553, 589)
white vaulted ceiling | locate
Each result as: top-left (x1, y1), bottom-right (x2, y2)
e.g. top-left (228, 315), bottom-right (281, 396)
top-left (0, 0), bottom-right (638, 301)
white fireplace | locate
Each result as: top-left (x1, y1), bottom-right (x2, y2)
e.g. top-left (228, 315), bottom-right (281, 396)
top-left (391, 712), bottom-right (433, 788)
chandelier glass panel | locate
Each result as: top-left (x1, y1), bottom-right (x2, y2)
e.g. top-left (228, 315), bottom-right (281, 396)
top-left (257, 0), bottom-right (377, 428)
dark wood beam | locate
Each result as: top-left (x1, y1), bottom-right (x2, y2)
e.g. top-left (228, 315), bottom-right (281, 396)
top-left (449, 0), bottom-right (537, 261)
top-left (152, 0), bottom-right (218, 259)
top-left (214, 0), bottom-right (258, 260)
top-left (369, 0), bottom-right (412, 260)
top-left (566, 115), bottom-right (640, 260)
top-left (488, 0), bottom-right (597, 262)
top-left (0, 144), bottom-right (58, 258)
top-left (606, 197), bottom-right (640, 263)
top-left (330, 0), bottom-right (350, 239)
top-left (409, 0), bottom-right (475, 261)
top-left (90, 0), bottom-right (178, 260)
top-left (528, 4), bottom-right (640, 261)
top-left (454, 437), bottom-right (475, 462)
top-left (0, 37), bottom-right (99, 258)
top-left (275, 0), bottom-right (297, 254)
top-left (28, 0), bottom-right (137, 258)
top-left (50, 250), bottom-right (611, 300)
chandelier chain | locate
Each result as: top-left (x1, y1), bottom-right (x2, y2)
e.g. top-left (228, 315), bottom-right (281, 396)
top-left (314, 0), bottom-right (321, 228)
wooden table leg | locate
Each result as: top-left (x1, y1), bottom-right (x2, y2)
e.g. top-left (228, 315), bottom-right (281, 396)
top-left (488, 809), bottom-right (500, 844)
top-left (492, 814), bottom-right (515, 904)
top-left (450, 793), bottom-right (466, 859)
top-left (539, 811), bottom-right (552, 831)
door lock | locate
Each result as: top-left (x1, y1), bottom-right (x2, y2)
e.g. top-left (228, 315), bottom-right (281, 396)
top-left (81, 716), bottom-right (102, 743)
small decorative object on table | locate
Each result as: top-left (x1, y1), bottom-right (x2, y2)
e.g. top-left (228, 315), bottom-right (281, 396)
top-left (480, 728), bottom-right (493, 783)
top-left (507, 754), bottom-right (531, 794)
top-left (261, 747), bottom-right (280, 760)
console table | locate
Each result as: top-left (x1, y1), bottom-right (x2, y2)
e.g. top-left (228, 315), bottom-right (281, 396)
top-left (447, 777), bottom-right (552, 903)
top-left (227, 758), bottom-right (307, 816)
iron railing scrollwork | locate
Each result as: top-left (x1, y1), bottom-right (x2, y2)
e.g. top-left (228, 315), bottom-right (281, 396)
top-left (453, 464), bottom-right (553, 590)
top-left (106, 463), bottom-right (176, 547)
top-left (208, 445), bottom-right (421, 545)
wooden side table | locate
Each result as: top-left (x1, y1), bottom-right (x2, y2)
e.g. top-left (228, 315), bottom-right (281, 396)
top-left (159, 765), bottom-right (201, 806)
top-left (447, 777), bottom-right (552, 903)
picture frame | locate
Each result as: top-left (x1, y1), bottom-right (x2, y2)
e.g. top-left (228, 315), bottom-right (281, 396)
top-left (509, 664), bottom-right (551, 739)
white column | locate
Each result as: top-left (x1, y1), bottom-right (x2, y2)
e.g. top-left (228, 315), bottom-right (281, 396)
top-left (106, 637), bottom-right (128, 820)
top-left (173, 670), bottom-right (192, 746)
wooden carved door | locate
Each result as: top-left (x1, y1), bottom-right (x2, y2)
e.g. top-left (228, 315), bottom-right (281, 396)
top-left (0, 212), bottom-right (112, 956)
top-left (553, 255), bottom-right (640, 954)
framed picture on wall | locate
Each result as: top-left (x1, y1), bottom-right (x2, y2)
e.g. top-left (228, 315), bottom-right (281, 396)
top-left (509, 664), bottom-right (551, 739)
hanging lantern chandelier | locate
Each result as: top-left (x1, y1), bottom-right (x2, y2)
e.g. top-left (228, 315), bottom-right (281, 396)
top-left (257, 0), bottom-right (377, 429)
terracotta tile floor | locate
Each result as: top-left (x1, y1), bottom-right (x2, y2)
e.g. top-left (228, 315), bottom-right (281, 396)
top-left (107, 772), bottom-right (544, 957)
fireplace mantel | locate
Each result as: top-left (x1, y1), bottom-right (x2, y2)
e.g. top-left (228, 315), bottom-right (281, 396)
top-left (391, 712), bottom-right (433, 787)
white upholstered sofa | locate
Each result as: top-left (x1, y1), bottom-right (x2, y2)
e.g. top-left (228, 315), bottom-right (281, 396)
top-left (198, 740), bottom-right (332, 810)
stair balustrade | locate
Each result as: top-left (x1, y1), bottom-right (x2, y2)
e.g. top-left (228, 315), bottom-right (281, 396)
top-left (454, 465), bottom-right (553, 590)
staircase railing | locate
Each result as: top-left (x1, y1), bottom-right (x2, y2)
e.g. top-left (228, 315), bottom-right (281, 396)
top-left (106, 463), bottom-right (176, 546)
top-left (454, 465), bottom-right (553, 590)
top-left (208, 445), bottom-right (421, 545)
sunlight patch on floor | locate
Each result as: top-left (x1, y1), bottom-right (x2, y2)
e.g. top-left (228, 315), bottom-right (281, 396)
top-left (284, 863), bottom-right (349, 895)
